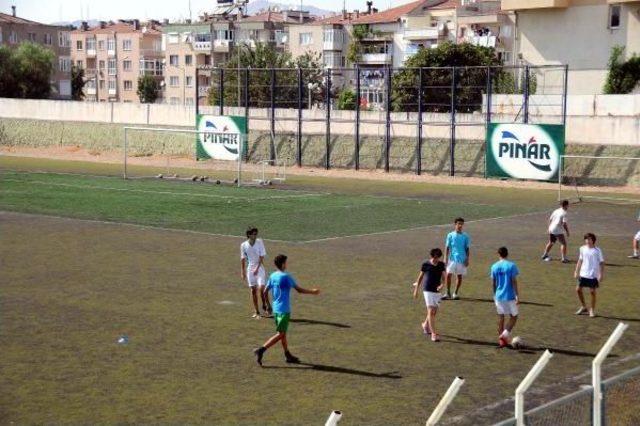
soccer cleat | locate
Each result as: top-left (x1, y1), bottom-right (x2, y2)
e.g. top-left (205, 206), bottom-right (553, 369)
top-left (452, 293), bottom-right (460, 300)
top-left (252, 313), bottom-right (261, 319)
top-left (589, 309), bottom-right (596, 318)
top-left (561, 258), bottom-right (571, 264)
top-left (431, 333), bottom-right (440, 342)
top-left (541, 254), bottom-right (550, 261)
top-left (285, 351), bottom-right (300, 364)
top-left (575, 307), bottom-right (588, 315)
top-left (441, 293), bottom-right (451, 300)
top-left (628, 255), bottom-right (639, 259)
top-left (498, 337), bottom-right (508, 348)
top-left (253, 347), bottom-right (266, 366)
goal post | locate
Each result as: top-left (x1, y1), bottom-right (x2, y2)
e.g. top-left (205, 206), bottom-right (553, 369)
top-left (558, 155), bottom-right (640, 204)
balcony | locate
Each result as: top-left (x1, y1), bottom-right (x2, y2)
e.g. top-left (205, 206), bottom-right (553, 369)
top-left (108, 87), bottom-right (117, 96)
top-left (462, 35), bottom-right (498, 48)
top-left (107, 48), bottom-right (116, 57)
top-left (360, 53), bottom-right (393, 65)
top-left (323, 39), bottom-right (342, 51)
top-left (198, 86), bottom-right (210, 97)
top-left (86, 48), bottom-right (97, 57)
top-left (403, 28), bottom-right (439, 41)
top-left (213, 39), bottom-right (230, 53)
top-left (193, 41), bottom-right (212, 51)
top-left (108, 69), bottom-right (117, 76)
top-left (139, 49), bottom-right (163, 58)
top-left (84, 68), bottom-right (98, 78)
top-left (501, 0), bottom-right (569, 11)
top-left (139, 69), bottom-right (163, 77)
top-left (86, 87), bottom-right (97, 95)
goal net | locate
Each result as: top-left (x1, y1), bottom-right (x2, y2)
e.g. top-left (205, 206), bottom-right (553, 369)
top-left (122, 126), bottom-right (287, 187)
top-left (558, 155), bottom-right (640, 204)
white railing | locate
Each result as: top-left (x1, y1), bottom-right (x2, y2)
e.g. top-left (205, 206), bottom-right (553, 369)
top-left (193, 41), bottom-right (212, 51)
top-left (361, 53), bottom-right (393, 64)
top-left (213, 39), bottom-right (230, 51)
top-left (86, 87), bottom-right (97, 95)
top-left (86, 48), bottom-right (97, 57)
top-left (403, 28), bottom-right (439, 40)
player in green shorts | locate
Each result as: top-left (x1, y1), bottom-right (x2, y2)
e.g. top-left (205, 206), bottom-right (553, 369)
top-left (253, 254), bottom-right (320, 366)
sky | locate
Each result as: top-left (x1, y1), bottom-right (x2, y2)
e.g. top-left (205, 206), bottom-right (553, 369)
top-left (1, 0), bottom-right (410, 24)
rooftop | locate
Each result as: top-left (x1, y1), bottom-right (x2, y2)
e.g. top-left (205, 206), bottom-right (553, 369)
top-left (350, 0), bottom-right (459, 25)
top-left (71, 21), bottom-right (162, 35)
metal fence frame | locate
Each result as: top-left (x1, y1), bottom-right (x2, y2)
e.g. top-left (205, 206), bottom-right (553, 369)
top-left (195, 65), bottom-right (568, 176)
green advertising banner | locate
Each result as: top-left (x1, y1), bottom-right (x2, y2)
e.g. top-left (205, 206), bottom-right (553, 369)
top-left (196, 114), bottom-right (248, 161)
top-left (486, 123), bottom-right (565, 182)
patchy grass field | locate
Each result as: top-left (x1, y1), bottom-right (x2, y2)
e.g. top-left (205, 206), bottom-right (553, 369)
top-left (1, 156), bottom-right (639, 425)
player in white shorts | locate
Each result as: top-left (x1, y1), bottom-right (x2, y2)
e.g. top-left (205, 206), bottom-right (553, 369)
top-left (443, 217), bottom-right (471, 300)
top-left (629, 211), bottom-right (640, 259)
top-left (542, 200), bottom-right (570, 263)
top-left (240, 227), bottom-right (271, 318)
top-left (491, 247), bottom-right (520, 348)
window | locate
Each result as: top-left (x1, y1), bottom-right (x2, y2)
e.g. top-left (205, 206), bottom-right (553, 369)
top-left (195, 32), bottom-right (212, 42)
top-left (98, 40), bottom-right (104, 50)
top-left (169, 55), bottom-right (179, 66)
top-left (58, 31), bottom-right (70, 47)
top-left (123, 39), bottom-right (132, 50)
top-left (76, 40), bottom-right (83, 50)
top-left (323, 51), bottom-right (341, 68)
top-left (124, 80), bottom-right (133, 91)
top-left (86, 37), bottom-right (95, 50)
top-left (108, 79), bottom-right (116, 90)
top-left (107, 38), bottom-right (115, 51)
top-left (108, 59), bottom-right (117, 75)
top-left (185, 76), bottom-right (193, 87)
top-left (76, 60), bottom-right (83, 69)
top-left (28, 32), bottom-right (37, 42)
top-left (609, 5), bottom-right (621, 29)
top-left (9, 31), bottom-right (18, 44)
top-left (168, 33), bottom-right (179, 44)
top-left (185, 55), bottom-right (193, 66)
top-left (123, 60), bottom-right (132, 71)
top-left (99, 60), bottom-right (105, 70)
top-left (299, 32), bottom-right (312, 45)
top-left (169, 76), bottom-right (180, 87)
top-left (169, 97), bottom-right (180, 105)
top-left (185, 97), bottom-right (194, 105)
top-left (58, 58), bottom-right (71, 72)
top-left (43, 33), bottom-right (52, 45)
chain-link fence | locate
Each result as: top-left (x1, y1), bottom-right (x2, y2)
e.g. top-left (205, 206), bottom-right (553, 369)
top-left (602, 365), bottom-right (640, 425)
top-left (196, 65), bottom-right (567, 176)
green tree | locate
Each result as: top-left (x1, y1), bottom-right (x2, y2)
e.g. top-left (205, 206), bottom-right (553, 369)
top-left (336, 88), bottom-right (356, 110)
top-left (0, 43), bottom-right (55, 99)
top-left (71, 65), bottom-right (85, 101)
top-left (0, 46), bottom-right (19, 98)
top-left (137, 74), bottom-right (160, 103)
top-left (604, 45), bottom-right (640, 94)
top-left (346, 24), bottom-right (369, 65)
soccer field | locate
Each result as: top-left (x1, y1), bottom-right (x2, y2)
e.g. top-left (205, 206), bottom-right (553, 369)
top-left (1, 156), bottom-right (639, 425)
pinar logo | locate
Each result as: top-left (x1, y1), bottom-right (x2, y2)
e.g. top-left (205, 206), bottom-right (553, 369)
top-left (197, 115), bottom-right (243, 161)
top-left (490, 124), bottom-right (561, 181)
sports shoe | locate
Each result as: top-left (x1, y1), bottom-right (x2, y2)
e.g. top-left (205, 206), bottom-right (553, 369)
top-left (452, 293), bottom-right (460, 300)
top-left (561, 258), bottom-right (571, 264)
top-left (253, 347), bottom-right (266, 366)
top-left (589, 309), bottom-right (596, 318)
top-left (628, 255), bottom-right (639, 259)
top-left (252, 313), bottom-right (261, 319)
top-left (431, 333), bottom-right (440, 342)
top-left (284, 351), bottom-right (300, 364)
top-left (498, 337), bottom-right (508, 348)
top-left (441, 293), bottom-right (451, 300)
top-left (541, 254), bottom-right (550, 261)
top-left (575, 307), bottom-right (588, 315)
top-left (422, 323), bottom-right (431, 335)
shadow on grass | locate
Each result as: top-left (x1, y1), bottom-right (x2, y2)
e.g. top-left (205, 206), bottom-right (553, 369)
top-left (604, 263), bottom-right (640, 268)
top-left (262, 362), bottom-right (402, 379)
top-left (457, 297), bottom-right (553, 307)
top-left (291, 318), bottom-right (351, 328)
top-left (597, 315), bottom-right (640, 323)
top-left (442, 334), bottom-right (606, 358)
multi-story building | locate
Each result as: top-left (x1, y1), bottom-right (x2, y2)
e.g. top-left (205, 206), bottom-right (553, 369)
top-left (234, 8), bottom-right (311, 52)
top-left (502, 0), bottom-right (640, 94)
top-left (71, 20), bottom-right (163, 102)
top-left (457, 0), bottom-right (515, 65)
top-left (0, 6), bottom-right (72, 99)
top-left (289, 12), bottom-right (354, 69)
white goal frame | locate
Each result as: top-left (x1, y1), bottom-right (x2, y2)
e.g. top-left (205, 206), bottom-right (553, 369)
top-left (558, 155), bottom-right (640, 204)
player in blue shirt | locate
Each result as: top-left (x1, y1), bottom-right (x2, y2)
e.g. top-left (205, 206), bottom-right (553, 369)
top-left (443, 217), bottom-right (471, 300)
top-left (254, 254), bottom-right (320, 366)
top-left (491, 247), bottom-right (520, 348)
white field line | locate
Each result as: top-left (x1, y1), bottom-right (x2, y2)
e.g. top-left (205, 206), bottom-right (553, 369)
top-left (1, 178), bottom-right (328, 201)
top-left (442, 351), bottom-right (640, 425)
top-left (299, 209), bottom-right (550, 244)
top-left (0, 210), bottom-right (292, 244)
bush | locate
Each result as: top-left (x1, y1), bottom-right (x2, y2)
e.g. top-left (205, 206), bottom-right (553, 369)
top-left (604, 45), bottom-right (640, 94)
top-left (336, 88), bottom-right (356, 110)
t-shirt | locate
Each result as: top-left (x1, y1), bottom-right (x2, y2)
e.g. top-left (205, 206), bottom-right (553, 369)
top-left (548, 208), bottom-right (567, 235)
top-left (578, 245), bottom-right (604, 279)
top-left (240, 239), bottom-right (266, 268)
top-left (265, 271), bottom-right (298, 314)
top-left (445, 232), bottom-right (470, 263)
top-left (491, 259), bottom-right (519, 301)
top-left (421, 260), bottom-right (446, 292)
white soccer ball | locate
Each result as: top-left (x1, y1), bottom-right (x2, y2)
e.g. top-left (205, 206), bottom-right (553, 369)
top-left (511, 336), bottom-right (524, 349)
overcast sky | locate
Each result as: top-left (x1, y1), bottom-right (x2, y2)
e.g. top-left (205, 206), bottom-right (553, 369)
top-left (1, 0), bottom-right (410, 24)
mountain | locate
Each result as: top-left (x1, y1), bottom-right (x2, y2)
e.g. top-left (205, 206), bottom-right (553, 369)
top-left (246, 0), bottom-right (335, 17)
top-left (51, 19), bottom-right (100, 29)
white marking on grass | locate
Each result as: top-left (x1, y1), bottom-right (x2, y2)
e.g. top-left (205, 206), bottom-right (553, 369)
top-left (217, 300), bottom-right (236, 305)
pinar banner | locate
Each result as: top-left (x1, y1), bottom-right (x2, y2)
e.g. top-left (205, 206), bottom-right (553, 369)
top-left (486, 123), bottom-right (565, 182)
top-left (196, 115), bottom-right (247, 161)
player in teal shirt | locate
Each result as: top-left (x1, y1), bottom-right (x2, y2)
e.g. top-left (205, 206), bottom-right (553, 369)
top-left (443, 217), bottom-right (471, 300)
top-left (254, 254), bottom-right (320, 366)
top-left (490, 247), bottom-right (520, 348)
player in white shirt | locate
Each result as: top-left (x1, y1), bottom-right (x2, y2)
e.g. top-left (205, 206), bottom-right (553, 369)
top-left (240, 227), bottom-right (271, 318)
top-left (628, 211), bottom-right (640, 259)
top-left (542, 200), bottom-right (570, 263)
top-left (574, 233), bottom-right (604, 318)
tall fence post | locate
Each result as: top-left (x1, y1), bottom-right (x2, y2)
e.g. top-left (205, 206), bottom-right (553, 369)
top-left (325, 68), bottom-right (331, 170)
top-left (195, 67), bottom-right (200, 117)
top-left (593, 322), bottom-right (628, 426)
top-left (218, 67), bottom-right (224, 116)
top-left (244, 67), bottom-right (250, 162)
top-left (123, 127), bottom-right (128, 179)
top-left (562, 64), bottom-right (569, 126)
top-left (416, 67), bottom-right (423, 175)
top-left (384, 65), bottom-right (392, 173)
top-left (426, 376), bottom-right (465, 426)
top-left (297, 66), bottom-right (303, 167)
top-left (515, 350), bottom-right (553, 426)
top-left (485, 66), bottom-right (492, 179)
top-left (355, 65), bottom-right (361, 171)
top-left (270, 68), bottom-right (276, 162)
top-left (523, 65), bottom-right (530, 124)
top-left (325, 410), bottom-right (343, 426)
top-left (450, 66), bottom-right (456, 177)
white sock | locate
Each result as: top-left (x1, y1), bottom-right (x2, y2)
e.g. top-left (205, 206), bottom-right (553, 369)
top-left (500, 330), bottom-right (511, 339)
top-left (634, 249), bottom-right (639, 256)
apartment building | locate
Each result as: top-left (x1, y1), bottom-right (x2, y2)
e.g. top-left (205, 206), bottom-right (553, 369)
top-left (457, 0), bottom-right (515, 65)
top-left (502, 0), bottom-right (640, 94)
top-left (234, 8), bottom-right (312, 51)
top-left (71, 20), bottom-right (163, 102)
top-left (0, 6), bottom-right (72, 99)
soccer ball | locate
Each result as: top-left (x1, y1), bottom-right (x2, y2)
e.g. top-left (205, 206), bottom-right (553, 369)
top-left (511, 336), bottom-right (524, 349)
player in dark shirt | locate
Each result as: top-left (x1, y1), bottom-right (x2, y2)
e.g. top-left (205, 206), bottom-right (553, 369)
top-left (412, 248), bottom-right (446, 342)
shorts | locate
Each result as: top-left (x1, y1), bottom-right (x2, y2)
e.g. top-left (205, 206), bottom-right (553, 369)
top-left (549, 233), bottom-right (567, 244)
top-left (634, 231), bottom-right (640, 242)
top-left (274, 312), bottom-right (290, 332)
top-left (246, 266), bottom-right (266, 287)
top-left (578, 277), bottom-right (599, 289)
top-left (446, 261), bottom-right (467, 276)
top-left (423, 291), bottom-right (441, 308)
top-left (495, 300), bottom-right (519, 316)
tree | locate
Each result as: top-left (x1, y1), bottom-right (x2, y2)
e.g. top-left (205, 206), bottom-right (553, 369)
top-left (604, 45), bottom-right (640, 94)
top-left (336, 88), bottom-right (356, 110)
top-left (71, 65), bottom-right (85, 101)
top-left (0, 43), bottom-right (54, 99)
top-left (137, 74), bottom-right (160, 103)
top-left (346, 24), bottom-right (368, 65)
